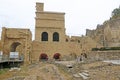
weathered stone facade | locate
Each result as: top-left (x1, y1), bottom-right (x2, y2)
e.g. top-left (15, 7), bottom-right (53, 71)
top-left (87, 51), bottom-right (120, 61)
top-left (1, 27), bottom-right (32, 63)
top-left (1, 2), bottom-right (120, 64)
top-left (0, 2), bottom-right (98, 63)
top-left (31, 3), bottom-right (98, 62)
top-left (32, 3), bottom-right (79, 62)
top-left (86, 18), bottom-right (120, 47)
top-left (0, 40), bottom-right (1, 51)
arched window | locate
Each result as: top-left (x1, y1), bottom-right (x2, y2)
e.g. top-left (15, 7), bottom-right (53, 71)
top-left (53, 32), bottom-right (59, 41)
top-left (41, 32), bottom-right (48, 41)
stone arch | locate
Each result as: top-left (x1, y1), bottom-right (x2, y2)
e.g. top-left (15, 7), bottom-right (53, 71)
top-left (10, 42), bottom-right (21, 52)
top-left (53, 53), bottom-right (61, 60)
top-left (53, 32), bottom-right (59, 41)
top-left (41, 32), bottom-right (48, 41)
top-left (39, 53), bottom-right (48, 61)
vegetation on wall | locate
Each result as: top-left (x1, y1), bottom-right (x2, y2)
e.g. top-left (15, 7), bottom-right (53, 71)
top-left (92, 47), bottom-right (120, 51)
top-left (111, 6), bottom-right (120, 19)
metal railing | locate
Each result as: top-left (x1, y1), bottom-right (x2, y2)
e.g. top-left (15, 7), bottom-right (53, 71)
top-left (0, 55), bottom-right (24, 63)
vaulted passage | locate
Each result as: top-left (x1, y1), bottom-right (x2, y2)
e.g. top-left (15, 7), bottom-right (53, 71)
top-left (10, 42), bottom-right (21, 52)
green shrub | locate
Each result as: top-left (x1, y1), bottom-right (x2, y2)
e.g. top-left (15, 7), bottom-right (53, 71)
top-left (92, 48), bottom-right (99, 51)
top-left (0, 69), bottom-right (8, 74)
top-left (92, 47), bottom-right (120, 51)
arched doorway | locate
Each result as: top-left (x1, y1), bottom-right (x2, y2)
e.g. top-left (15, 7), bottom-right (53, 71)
top-left (10, 42), bottom-right (21, 52)
top-left (10, 42), bottom-right (23, 60)
top-left (40, 53), bottom-right (48, 61)
top-left (53, 53), bottom-right (61, 60)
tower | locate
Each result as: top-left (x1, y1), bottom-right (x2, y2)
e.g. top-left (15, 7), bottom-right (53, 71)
top-left (35, 2), bottom-right (66, 42)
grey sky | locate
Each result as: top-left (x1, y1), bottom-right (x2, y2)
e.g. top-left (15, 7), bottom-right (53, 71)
top-left (0, 0), bottom-right (120, 39)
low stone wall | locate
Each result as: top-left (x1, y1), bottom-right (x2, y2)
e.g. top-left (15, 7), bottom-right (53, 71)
top-left (31, 41), bottom-right (82, 62)
top-left (87, 51), bottom-right (120, 61)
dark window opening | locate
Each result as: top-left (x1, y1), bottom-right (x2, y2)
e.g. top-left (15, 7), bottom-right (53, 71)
top-left (78, 40), bottom-right (80, 43)
top-left (41, 32), bottom-right (48, 41)
top-left (53, 32), bottom-right (59, 42)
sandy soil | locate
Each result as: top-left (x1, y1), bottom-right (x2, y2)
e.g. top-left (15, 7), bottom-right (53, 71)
top-left (0, 61), bottom-right (120, 80)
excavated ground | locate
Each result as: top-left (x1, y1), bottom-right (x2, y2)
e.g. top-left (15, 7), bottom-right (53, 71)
top-left (0, 60), bottom-right (120, 80)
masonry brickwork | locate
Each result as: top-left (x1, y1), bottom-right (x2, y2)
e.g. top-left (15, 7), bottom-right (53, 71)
top-left (1, 27), bottom-right (32, 63)
top-left (31, 3), bottom-right (99, 62)
top-left (0, 2), bottom-right (120, 63)
top-left (86, 18), bottom-right (120, 47)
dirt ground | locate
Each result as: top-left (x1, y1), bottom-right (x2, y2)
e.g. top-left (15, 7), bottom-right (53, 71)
top-left (0, 60), bottom-right (120, 80)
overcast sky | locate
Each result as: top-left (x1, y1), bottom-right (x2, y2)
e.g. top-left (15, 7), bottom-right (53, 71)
top-left (0, 0), bottom-right (120, 39)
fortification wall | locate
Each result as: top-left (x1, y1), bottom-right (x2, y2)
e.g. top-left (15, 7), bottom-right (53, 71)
top-left (86, 18), bottom-right (120, 47)
top-left (87, 51), bottom-right (120, 61)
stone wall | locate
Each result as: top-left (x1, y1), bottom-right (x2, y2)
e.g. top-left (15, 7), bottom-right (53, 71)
top-left (86, 18), bottom-right (120, 47)
top-left (2, 2), bottom-right (120, 64)
top-left (31, 41), bottom-right (81, 62)
top-left (31, 36), bottom-right (99, 62)
top-left (87, 51), bottom-right (120, 61)
top-left (35, 3), bottom-right (65, 42)
top-left (0, 40), bottom-right (1, 51)
top-left (0, 2), bottom-right (101, 64)
top-left (1, 27), bottom-right (32, 63)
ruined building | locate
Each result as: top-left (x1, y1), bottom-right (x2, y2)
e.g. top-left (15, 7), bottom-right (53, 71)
top-left (1, 2), bottom-right (120, 64)
top-left (86, 18), bottom-right (120, 47)
top-left (86, 6), bottom-right (120, 47)
top-left (1, 28), bottom-right (32, 63)
top-left (31, 3), bottom-right (98, 62)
